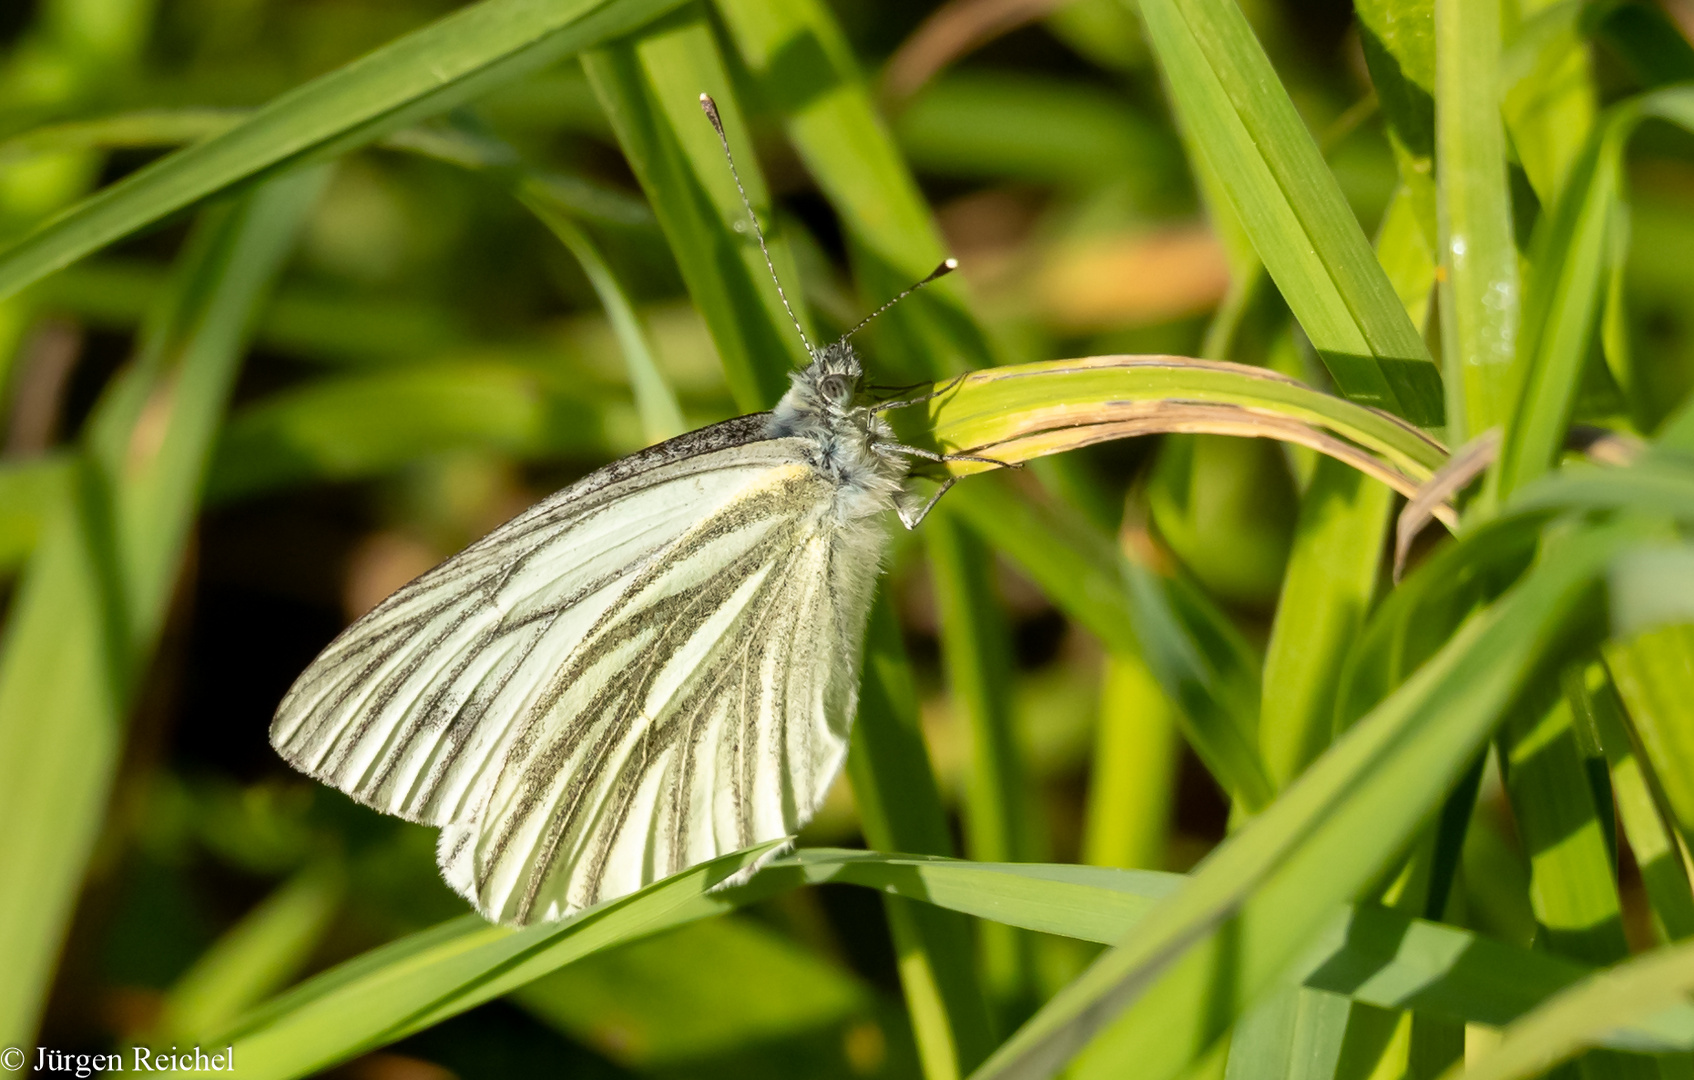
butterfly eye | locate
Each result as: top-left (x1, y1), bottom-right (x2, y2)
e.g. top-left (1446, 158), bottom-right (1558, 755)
top-left (819, 373), bottom-right (852, 405)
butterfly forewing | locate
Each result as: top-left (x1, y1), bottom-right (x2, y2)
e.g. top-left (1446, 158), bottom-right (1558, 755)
top-left (271, 415), bottom-right (881, 924)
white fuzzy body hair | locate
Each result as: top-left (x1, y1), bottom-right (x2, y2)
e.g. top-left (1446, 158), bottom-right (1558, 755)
top-left (762, 342), bottom-right (904, 743)
top-left (765, 341), bottom-right (906, 526)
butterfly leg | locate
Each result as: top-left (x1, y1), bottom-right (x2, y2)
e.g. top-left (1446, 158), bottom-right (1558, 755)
top-left (879, 442), bottom-right (1020, 530)
top-left (897, 477), bottom-right (957, 530)
top-left (874, 441), bottom-right (1018, 470)
top-left (871, 371), bottom-right (969, 414)
top-left (866, 379), bottom-right (930, 398)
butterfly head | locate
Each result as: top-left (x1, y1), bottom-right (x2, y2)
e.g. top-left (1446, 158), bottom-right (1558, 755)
top-left (806, 342), bottom-right (864, 415)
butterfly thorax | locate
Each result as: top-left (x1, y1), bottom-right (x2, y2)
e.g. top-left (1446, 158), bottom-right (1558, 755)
top-left (766, 343), bottom-right (904, 523)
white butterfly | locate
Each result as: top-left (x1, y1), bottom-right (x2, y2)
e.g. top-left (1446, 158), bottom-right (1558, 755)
top-left (270, 94), bottom-right (1003, 924)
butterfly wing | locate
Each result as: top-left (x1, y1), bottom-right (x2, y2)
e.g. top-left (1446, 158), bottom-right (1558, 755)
top-left (271, 415), bottom-right (885, 923)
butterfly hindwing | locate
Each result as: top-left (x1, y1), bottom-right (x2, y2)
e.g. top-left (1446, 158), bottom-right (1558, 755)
top-left (271, 414), bottom-right (884, 924)
top-left (440, 482), bottom-right (873, 922)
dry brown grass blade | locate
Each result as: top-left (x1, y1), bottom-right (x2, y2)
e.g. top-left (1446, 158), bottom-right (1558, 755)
top-left (880, 0), bottom-right (1068, 107)
top-left (1393, 427), bottom-right (1500, 581)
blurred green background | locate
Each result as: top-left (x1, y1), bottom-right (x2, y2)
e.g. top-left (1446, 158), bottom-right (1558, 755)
top-left (3, 0), bottom-right (1694, 1077)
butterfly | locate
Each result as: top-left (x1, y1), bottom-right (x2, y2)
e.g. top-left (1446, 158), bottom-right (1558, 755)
top-left (269, 94), bottom-right (1006, 925)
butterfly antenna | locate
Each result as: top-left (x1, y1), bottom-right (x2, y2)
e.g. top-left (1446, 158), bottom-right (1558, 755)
top-left (699, 93), bottom-right (813, 354)
top-left (839, 258), bottom-right (958, 343)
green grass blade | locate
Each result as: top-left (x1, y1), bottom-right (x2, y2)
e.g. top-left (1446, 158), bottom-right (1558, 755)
top-left (1356, 0), bottom-right (1438, 258)
top-left (1501, 0), bottom-right (1597, 208)
top-left (1434, 0), bottom-right (1520, 443)
top-left (157, 861), bottom-right (345, 1044)
top-left (945, 475), bottom-right (1271, 812)
top-left (1449, 938), bottom-right (1694, 1080)
top-left (1498, 686), bottom-right (1631, 966)
top-left (927, 511), bottom-right (1039, 1019)
top-left (0, 454), bottom-right (69, 573)
top-left (1220, 989), bottom-right (1359, 1080)
top-left (0, 0), bottom-right (689, 302)
top-left (849, 595), bottom-right (999, 1080)
top-left (0, 170), bottom-right (322, 1045)
top-left (206, 364), bottom-right (633, 502)
top-left (582, 11), bottom-right (806, 411)
top-left (1084, 652), bottom-right (1178, 871)
top-left (1498, 88), bottom-right (1694, 497)
top-left (909, 356), bottom-right (1449, 488)
top-left (1508, 458), bottom-right (1694, 522)
top-left (1580, 664), bottom-right (1694, 944)
top-left (798, 851), bottom-right (1688, 1049)
top-left (601, 9), bottom-right (998, 1065)
top-left (510, 915), bottom-right (886, 1071)
top-left (1605, 623), bottom-right (1694, 855)
top-left (713, 0), bottom-right (992, 379)
top-left (218, 843), bottom-right (788, 1080)
top-left (1259, 454), bottom-right (1393, 789)
top-left (1376, 183), bottom-right (1438, 332)
top-left (34, 258), bottom-right (484, 367)
top-left (519, 195), bottom-right (686, 443)
top-left (968, 522), bottom-right (1638, 1080)
top-left (213, 844), bottom-right (1694, 1080)
top-left (1496, 120), bottom-right (1618, 497)
top-left (1136, 0), bottom-right (1443, 426)
top-left (891, 72), bottom-right (1182, 191)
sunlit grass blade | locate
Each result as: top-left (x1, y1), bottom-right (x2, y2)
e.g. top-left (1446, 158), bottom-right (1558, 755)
top-left (1435, 0), bottom-right (1519, 445)
top-left (1447, 938), bottom-right (1694, 1080)
top-left (907, 355), bottom-right (1449, 493)
top-left (713, 0), bottom-right (993, 377)
top-left (0, 0), bottom-right (689, 302)
top-left (1498, 685), bottom-right (1631, 966)
top-left (1136, 0), bottom-right (1443, 426)
top-left (1498, 88), bottom-right (1694, 498)
top-left (219, 843), bottom-right (788, 1080)
top-left (215, 843), bottom-right (1694, 1080)
top-left (1605, 623), bottom-right (1694, 853)
top-left (1579, 664), bottom-right (1694, 944)
top-left (0, 169), bottom-right (323, 1045)
top-left (969, 521), bottom-right (1640, 1080)
top-left (769, 852), bottom-right (1694, 1046)
top-left (1243, 202), bottom-right (1432, 1080)
top-left (583, 11), bottom-right (808, 411)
